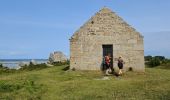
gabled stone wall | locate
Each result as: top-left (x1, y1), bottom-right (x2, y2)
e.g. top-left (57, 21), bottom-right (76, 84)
top-left (70, 7), bottom-right (144, 72)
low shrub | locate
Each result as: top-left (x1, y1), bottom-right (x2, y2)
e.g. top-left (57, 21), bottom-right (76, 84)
top-left (0, 65), bottom-right (17, 74)
top-left (147, 57), bottom-right (160, 67)
top-left (0, 81), bottom-right (22, 92)
top-left (51, 60), bottom-right (69, 66)
top-left (145, 55), bottom-right (170, 68)
top-left (0, 64), bottom-right (3, 68)
top-left (20, 62), bottom-right (48, 71)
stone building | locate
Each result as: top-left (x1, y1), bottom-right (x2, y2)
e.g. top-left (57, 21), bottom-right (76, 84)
top-left (70, 7), bottom-right (144, 72)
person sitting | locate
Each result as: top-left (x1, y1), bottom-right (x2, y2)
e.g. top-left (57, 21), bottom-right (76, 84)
top-left (104, 54), bottom-right (112, 75)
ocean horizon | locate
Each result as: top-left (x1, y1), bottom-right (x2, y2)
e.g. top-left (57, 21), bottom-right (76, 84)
top-left (0, 59), bottom-right (48, 69)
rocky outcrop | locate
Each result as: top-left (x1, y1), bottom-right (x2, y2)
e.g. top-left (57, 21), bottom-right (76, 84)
top-left (49, 51), bottom-right (67, 63)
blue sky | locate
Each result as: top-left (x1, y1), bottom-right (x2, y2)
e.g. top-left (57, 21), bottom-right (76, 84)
top-left (0, 0), bottom-right (170, 59)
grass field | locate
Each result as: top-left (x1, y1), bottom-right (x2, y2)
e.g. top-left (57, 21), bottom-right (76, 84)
top-left (0, 65), bottom-right (170, 100)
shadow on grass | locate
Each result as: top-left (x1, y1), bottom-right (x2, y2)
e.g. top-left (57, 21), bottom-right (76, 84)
top-left (62, 66), bottom-right (70, 71)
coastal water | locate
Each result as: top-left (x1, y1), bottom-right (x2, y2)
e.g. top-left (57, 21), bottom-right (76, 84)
top-left (0, 59), bottom-right (48, 69)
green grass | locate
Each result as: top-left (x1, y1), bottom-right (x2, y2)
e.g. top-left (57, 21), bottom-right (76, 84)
top-left (0, 65), bottom-right (170, 100)
top-left (156, 63), bottom-right (170, 70)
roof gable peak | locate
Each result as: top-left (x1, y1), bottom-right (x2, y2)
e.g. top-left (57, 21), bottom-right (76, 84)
top-left (99, 7), bottom-right (115, 14)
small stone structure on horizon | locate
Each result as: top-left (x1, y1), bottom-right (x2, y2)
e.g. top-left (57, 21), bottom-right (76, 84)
top-left (70, 7), bottom-right (145, 72)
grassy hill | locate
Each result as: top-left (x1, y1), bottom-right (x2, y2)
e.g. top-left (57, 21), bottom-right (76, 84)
top-left (0, 65), bottom-right (170, 100)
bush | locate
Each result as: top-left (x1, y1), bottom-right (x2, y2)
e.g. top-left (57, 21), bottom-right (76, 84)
top-left (145, 55), bottom-right (168, 67)
top-left (0, 62), bottom-right (50, 73)
top-left (0, 64), bottom-right (17, 74)
top-left (51, 60), bottom-right (69, 66)
top-left (155, 56), bottom-right (165, 61)
top-left (145, 55), bottom-right (152, 61)
top-left (20, 62), bottom-right (48, 71)
top-left (148, 57), bottom-right (161, 67)
top-left (162, 59), bottom-right (170, 64)
top-left (0, 64), bottom-right (3, 68)
top-left (0, 81), bottom-right (22, 92)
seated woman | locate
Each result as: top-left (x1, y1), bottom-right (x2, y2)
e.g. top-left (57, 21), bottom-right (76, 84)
top-left (104, 54), bottom-right (112, 75)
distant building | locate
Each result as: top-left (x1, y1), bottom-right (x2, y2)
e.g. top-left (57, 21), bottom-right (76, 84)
top-left (70, 7), bottom-right (144, 72)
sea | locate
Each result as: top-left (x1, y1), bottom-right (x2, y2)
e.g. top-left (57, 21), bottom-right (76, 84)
top-left (0, 59), bottom-right (48, 69)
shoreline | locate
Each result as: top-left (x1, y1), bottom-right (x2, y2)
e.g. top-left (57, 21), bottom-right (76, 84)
top-left (0, 59), bottom-right (48, 69)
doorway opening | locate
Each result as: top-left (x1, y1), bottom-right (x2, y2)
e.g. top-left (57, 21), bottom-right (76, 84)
top-left (102, 45), bottom-right (113, 70)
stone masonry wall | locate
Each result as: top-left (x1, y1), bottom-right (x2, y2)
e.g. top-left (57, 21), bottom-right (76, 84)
top-left (70, 7), bottom-right (145, 72)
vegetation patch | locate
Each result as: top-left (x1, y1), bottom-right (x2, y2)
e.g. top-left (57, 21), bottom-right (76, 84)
top-left (0, 81), bottom-right (22, 92)
top-left (20, 62), bottom-right (49, 71)
top-left (50, 60), bottom-right (70, 66)
top-left (145, 55), bottom-right (170, 69)
top-left (0, 64), bottom-right (170, 99)
top-left (0, 62), bottom-right (50, 75)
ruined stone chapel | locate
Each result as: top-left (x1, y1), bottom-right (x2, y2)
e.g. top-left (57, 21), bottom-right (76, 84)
top-left (70, 7), bottom-right (145, 72)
